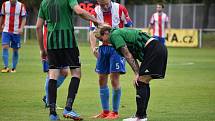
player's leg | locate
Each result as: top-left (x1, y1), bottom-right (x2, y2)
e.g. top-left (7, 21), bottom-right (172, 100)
top-left (57, 67), bottom-right (68, 87)
top-left (124, 40), bottom-right (168, 121)
top-left (48, 69), bottom-right (60, 120)
top-left (93, 46), bottom-right (111, 118)
top-left (1, 32), bottom-right (11, 73)
top-left (106, 49), bottom-right (126, 119)
top-left (63, 67), bottom-right (83, 120)
top-left (42, 59), bottom-right (49, 107)
top-left (11, 33), bottom-right (21, 72)
top-left (11, 48), bottom-right (19, 72)
top-left (47, 49), bottom-right (67, 120)
top-left (62, 47), bottom-right (82, 120)
top-left (95, 74), bottom-right (110, 118)
top-left (135, 75), bottom-right (151, 120)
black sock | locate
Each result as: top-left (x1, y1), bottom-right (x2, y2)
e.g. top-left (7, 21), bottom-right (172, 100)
top-left (65, 77), bottom-right (80, 111)
top-left (48, 79), bottom-right (57, 114)
top-left (135, 81), bottom-right (150, 118)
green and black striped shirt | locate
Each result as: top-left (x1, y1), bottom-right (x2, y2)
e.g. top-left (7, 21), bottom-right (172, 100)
top-left (47, 29), bottom-right (77, 49)
top-left (38, 0), bottom-right (78, 49)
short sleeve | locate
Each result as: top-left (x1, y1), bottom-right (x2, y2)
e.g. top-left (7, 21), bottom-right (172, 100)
top-left (120, 5), bottom-right (133, 27)
top-left (110, 34), bottom-right (126, 50)
top-left (68, 0), bottom-right (78, 9)
top-left (21, 4), bottom-right (27, 17)
top-left (89, 9), bottom-right (97, 31)
top-left (38, 3), bottom-right (45, 19)
top-left (165, 15), bottom-right (169, 23)
top-left (150, 14), bottom-right (154, 24)
top-left (0, 2), bottom-right (5, 16)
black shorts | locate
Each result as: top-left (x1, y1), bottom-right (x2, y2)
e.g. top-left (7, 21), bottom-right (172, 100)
top-left (47, 48), bottom-right (81, 69)
top-left (139, 40), bottom-right (168, 79)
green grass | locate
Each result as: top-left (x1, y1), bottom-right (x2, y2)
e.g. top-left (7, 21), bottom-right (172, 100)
top-left (0, 40), bottom-right (215, 121)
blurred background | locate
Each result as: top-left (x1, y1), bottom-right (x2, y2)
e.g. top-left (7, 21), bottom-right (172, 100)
top-left (0, 0), bottom-right (214, 47)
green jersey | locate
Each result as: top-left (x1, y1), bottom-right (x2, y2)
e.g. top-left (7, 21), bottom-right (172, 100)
top-left (109, 28), bottom-right (152, 62)
top-left (38, 0), bottom-right (78, 49)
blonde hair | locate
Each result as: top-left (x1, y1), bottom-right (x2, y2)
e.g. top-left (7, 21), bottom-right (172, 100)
top-left (94, 24), bottom-right (112, 38)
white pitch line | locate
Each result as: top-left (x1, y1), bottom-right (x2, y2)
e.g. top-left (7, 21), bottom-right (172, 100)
top-left (168, 62), bottom-right (195, 66)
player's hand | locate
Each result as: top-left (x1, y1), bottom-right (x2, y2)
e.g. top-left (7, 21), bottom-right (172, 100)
top-left (18, 28), bottom-right (23, 34)
top-left (40, 50), bottom-right (47, 60)
top-left (93, 47), bottom-right (99, 58)
top-left (94, 20), bottom-right (103, 27)
top-left (133, 74), bottom-right (139, 88)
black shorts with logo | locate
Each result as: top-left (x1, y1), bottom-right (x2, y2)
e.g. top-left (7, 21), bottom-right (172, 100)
top-left (139, 40), bottom-right (168, 79)
top-left (47, 48), bottom-right (81, 69)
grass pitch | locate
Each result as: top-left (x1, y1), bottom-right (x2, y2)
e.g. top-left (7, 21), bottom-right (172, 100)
top-left (0, 40), bottom-right (215, 121)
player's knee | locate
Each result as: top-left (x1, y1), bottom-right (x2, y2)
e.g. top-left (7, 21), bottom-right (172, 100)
top-left (2, 44), bottom-right (9, 49)
top-left (139, 75), bottom-right (152, 84)
top-left (71, 68), bottom-right (81, 78)
top-left (60, 68), bottom-right (69, 77)
top-left (49, 69), bottom-right (60, 80)
top-left (111, 80), bottom-right (120, 89)
top-left (13, 48), bottom-right (19, 52)
top-left (99, 74), bottom-right (108, 87)
top-left (110, 73), bottom-right (120, 89)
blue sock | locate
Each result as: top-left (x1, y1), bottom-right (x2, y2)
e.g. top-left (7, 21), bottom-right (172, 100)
top-left (2, 48), bottom-right (9, 68)
top-left (57, 75), bottom-right (66, 88)
top-left (100, 85), bottom-right (109, 111)
top-left (45, 76), bottom-right (49, 104)
top-left (112, 88), bottom-right (121, 113)
top-left (12, 50), bottom-right (19, 69)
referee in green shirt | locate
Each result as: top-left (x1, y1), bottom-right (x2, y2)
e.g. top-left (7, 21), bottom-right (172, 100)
top-left (94, 25), bottom-right (168, 121)
top-left (36, 0), bottom-right (101, 120)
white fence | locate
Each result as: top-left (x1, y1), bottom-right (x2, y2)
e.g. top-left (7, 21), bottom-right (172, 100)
top-left (24, 25), bottom-right (215, 48)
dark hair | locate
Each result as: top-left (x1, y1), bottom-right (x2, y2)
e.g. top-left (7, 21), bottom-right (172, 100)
top-left (157, 3), bottom-right (164, 8)
top-left (100, 26), bottom-right (112, 35)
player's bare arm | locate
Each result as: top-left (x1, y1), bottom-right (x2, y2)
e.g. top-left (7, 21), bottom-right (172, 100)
top-left (36, 18), bottom-right (46, 59)
top-left (73, 5), bottom-right (102, 27)
top-left (18, 17), bottom-right (26, 34)
top-left (89, 31), bottom-right (98, 58)
top-left (120, 45), bottom-right (140, 84)
top-left (148, 23), bottom-right (153, 34)
top-left (0, 16), bottom-right (3, 31)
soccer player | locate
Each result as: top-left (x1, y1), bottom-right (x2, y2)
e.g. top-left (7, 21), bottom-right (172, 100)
top-left (41, 23), bottom-right (68, 108)
top-left (36, 0), bottom-right (101, 120)
top-left (148, 3), bottom-right (171, 45)
top-left (0, 0), bottom-right (26, 73)
top-left (94, 25), bottom-right (168, 121)
top-left (89, 0), bottom-right (133, 119)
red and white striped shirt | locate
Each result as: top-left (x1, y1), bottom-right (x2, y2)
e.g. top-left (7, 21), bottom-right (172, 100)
top-left (90, 2), bottom-right (132, 45)
top-left (1, 1), bottom-right (26, 34)
top-left (150, 12), bottom-right (169, 38)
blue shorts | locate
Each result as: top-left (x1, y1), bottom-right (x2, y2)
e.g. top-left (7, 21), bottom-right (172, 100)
top-left (153, 36), bottom-right (165, 45)
top-left (42, 59), bottom-right (49, 72)
top-left (96, 46), bottom-right (126, 74)
top-left (2, 32), bottom-right (21, 49)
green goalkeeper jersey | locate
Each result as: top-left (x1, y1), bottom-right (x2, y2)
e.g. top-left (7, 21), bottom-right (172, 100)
top-left (38, 0), bottom-right (78, 49)
top-left (109, 28), bottom-right (152, 62)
